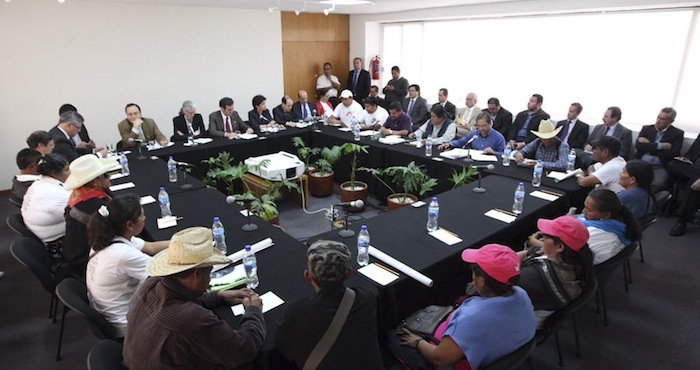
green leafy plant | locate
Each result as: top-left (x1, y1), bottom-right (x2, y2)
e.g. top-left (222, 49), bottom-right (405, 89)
top-left (341, 142), bottom-right (369, 188)
top-left (313, 145), bottom-right (342, 176)
top-left (359, 161), bottom-right (437, 203)
top-left (449, 166), bottom-right (479, 189)
top-left (292, 137), bottom-right (320, 169)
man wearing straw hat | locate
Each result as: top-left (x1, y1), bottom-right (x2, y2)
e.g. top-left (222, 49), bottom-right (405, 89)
top-left (124, 227), bottom-right (265, 370)
top-left (514, 119), bottom-right (570, 171)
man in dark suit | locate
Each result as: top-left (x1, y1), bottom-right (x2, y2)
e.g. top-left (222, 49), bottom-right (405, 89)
top-left (482, 97), bottom-right (513, 137)
top-left (59, 104), bottom-right (96, 152)
top-left (634, 107), bottom-right (684, 191)
top-left (556, 102), bottom-right (589, 150)
top-left (432, 88), bottom-right (456, 120)
top-left (50, 111), bottom-right (107, 162)
top-left (667, 133), bottom-right (700, 236)
top-left (402, 84), bottom-right (429, 131)
top-left (172, 100), bottom-right (206, 141)
top-left (208, 97), bottom-right (252, 139)
top-left (292, 90), bottom-right (315, 121)
top-left (347, 57), bottom-right (371, 104)
top-left (583, 106), bottom-right (633, 159)
top-left (507, 94), bottom-right (550, 150)
top-left (273, 95), bottom-right (298, 123)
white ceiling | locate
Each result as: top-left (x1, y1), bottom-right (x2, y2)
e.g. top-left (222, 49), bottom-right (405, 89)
top-left (76, 0), bottom-right (516, 15)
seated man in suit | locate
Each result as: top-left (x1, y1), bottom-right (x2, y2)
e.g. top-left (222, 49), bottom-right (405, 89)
top-left (667, 133), bottom-right (700, 236)
top-left (347, 57), bottom-right (371, 103)
top-left (556, 103), bottom-right (589, 150)
top-left (455, 92), bottom-right (481, 137)
top-left (482, 97), bottom-right (513, 137)
top-left (59, 104), bottom-right (97, 153)
top-left (292, 90), bottom-right (314, 121)
top-left (118, 103), bottom-right (168, 148)
top-left (53, 111), bottom-right (107, 161)
top-left (10, 148), bottom-right (42, 206)
top-left (26, 130), bottom-right (55, 155)
top-left (577, 136), bottom-right (627, 193)
top-left (513, 119), bottom-right (569, 171)
top-left (432, 88), bottom-right (456, 120)
top-left (409, 105), bottom-right (456, 146)
top-left (438, 111), bottom-right (504, 154)
top-left (273, 95), bottom-right (299, 124)
top-left (403, 84), bottom-right (429, 132)
top-left (172, 100), bottom-right (206, 141)
top-left (583, 106), bottom-right (633, 159)
top-left (379, 101), bottom-right (412, 137)
top-left (507, 94), bottom-right (550, 150)
top-left (209, 97), bottom-right (252, 139)
top-left (633, 107), bottom-right (684, 191)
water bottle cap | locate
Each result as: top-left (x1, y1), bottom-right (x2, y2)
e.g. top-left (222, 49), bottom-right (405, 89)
top-left (245, 245), bottom-right (252, 251)
top-left (160, 186), bottom-right (165, 190)
top-left (361, 225), bottom-right (367, 230)
top-left (518, 182), bottom-right (523, 185)
top-left (169, 156), bottom-right (173, 160)
top-left (213, 217), bottom-right (220, 222)
top-left (432, 197), bottom-right (437, 201)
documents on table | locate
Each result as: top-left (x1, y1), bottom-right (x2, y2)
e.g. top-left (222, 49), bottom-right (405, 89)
top-left (368, 246), bottom-right (433, 287)
top-left (378, 135), bottom-right (406, 145)
top-left (157, 216), bottom-right (178, 229)
top-left (238, 133), bottom-right (258, 140)
top-left (411, 200), bottom-right (426, 208)
top-left (530, 190), bottom-right (561, 202)
top-left (359, 130), bottom-right (377, 137)
top-left (109, 182), bottom-right (135, 191)
top-left (485, 209), bottom-right (517, 223)
top-left (109, 173), bottom-right (127, 180)
top-left (439, 148), bottom-right (470, 159)
top-left (338, 127), bottom-right (352, 132)
top-left (547, 169), bottom-right (583, 182)
top-left (231, 291), bottom-right (284, 316)
top-left (429, 227), bottom-right (463, 246)
top-left (358, 263), bottom-right (399, 286)
top-left (210, 264), bottom-right (246, 287)
top-left (140, 195), bottom-right (156, 205)
top-left (194, 137), bottom-right (213, 144)
top-left (470, 153), bottom-right (498, 162)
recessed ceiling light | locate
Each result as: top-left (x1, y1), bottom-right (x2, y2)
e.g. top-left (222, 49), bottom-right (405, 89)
top-left (319, 0), bottom-right (374, 5)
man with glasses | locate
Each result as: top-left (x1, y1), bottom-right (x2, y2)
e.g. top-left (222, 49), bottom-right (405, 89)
top-left (50, 111), bottom-right (107, 162)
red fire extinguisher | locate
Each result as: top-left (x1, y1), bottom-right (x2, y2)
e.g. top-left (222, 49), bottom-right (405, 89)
top-left (370, 55), bottom-right (381, 80)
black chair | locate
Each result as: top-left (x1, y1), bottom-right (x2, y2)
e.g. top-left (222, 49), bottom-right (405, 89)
top-left (481, 337), bottom-right (536, 370)
top-left (595, 241), bottom-right (639, 326)
top-left (55, 278), bottom-right (120, 361)
top-left (9, 196), bottom-right (22, 208)
top-left (7, 213), bottom-right (42, 243)
top-left (10, 237), bottom-right (72, 322)
top-left (536, 278), bottom-right (598, 366)
top-left (87, 339), bottom-right (125, 370)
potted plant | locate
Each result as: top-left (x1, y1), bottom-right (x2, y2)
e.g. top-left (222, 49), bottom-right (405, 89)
top-left (231, 175), bottom-right (299, 225)
top-left (339, 142), bottom-right (369, 212)
top-left (292, 137), bottom-right (320, 174)
top-left (448, 166), bottom-right (479, 189)
top-left (308, 145), bottom-right (342, 197)
top-left (359, 161), bottom-right (438, 211)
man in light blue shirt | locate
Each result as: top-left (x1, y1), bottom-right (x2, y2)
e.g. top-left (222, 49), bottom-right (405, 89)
top-left (439, 112), bottom-right (506, 155)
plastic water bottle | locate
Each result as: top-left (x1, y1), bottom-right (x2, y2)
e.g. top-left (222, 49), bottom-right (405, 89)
top-left (427, 197), bottom-right (439, 232)
top-left (186, 121), bottom-right (195, 145)
top-left (351, 119), bottom-right (361, 141)
top-left (512, 182), bottom-right (525, 215)
top-left (425, 136), bottom-right (433, 157)
top-left (567, 149), bottom-right (576, 172)
top-left (168, 156), bottom-right (177, 183)
top-left (212, 217), bottom-right (227, 254)
top-left (243, 245), bottom-right (259, 289)
top-left (415, 130), bottom-right (423, 148)
top-left (357, 225), bottom-right (370, 266)
top-left (158, 187), bottom-right (172, 218)
top-left (502, 146), bottom-right (512, 167)
top-left (532, 160), bottom-right (543, 188)
top-left (119, 152), bottom-right (130, 175)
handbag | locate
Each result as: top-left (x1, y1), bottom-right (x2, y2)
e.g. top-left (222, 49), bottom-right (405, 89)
top-left (401, 305), bottom-right (454, 338)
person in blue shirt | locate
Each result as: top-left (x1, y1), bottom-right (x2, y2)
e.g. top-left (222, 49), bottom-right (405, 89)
top-left (618, 160), bottom-right (655, 220)
top-left (514, 119), bottom-right (570, 171)
top-left (438, 112), bottom-right (506, 155)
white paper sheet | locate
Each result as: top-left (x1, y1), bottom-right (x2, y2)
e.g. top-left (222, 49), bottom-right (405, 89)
top-left (529, 190), bottom-right (560, 202)
top-left (359, 130), bottom-right (377, 136)
top-left (109, 182), bottom-right (135, 191)
top-left (470, 153), bottom-right (499, 162)
top-left (484, 209), bottom-right (517, 223)
top-left (338, 127), bottom-right (352, 132)
top-left (378, 136), bottom-right (406, 145)
top-left (358, 263), bottom-right (399, 286)
top-left (231, 291), bottom-right (285, 316)
top-left (429, 228), bottom-right (463, 246)
top-left (140, 195), bottom-right (156, 205)
top-left (194, 138), bottom-right (213, 144)
top-left (368, 246), bottom-right (433, 287)
top-left (547, 169), bottom-right (583, 182)
top-left (210, 264), bottom-right (246, 286)
top-left (411, 201), bottom-right (426, 208)
top-left (238, 133), bottom-right (259, 140)
top-left (157, 216), bottom-right (177, 229)
top-left (109, 173), bottom-right (127, 180)
top-left (439, 148), bottom-right (470, 159)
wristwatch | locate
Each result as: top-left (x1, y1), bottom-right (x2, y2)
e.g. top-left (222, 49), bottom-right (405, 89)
top-left (414, 338), bottom-right (424, 348)
top-left (389, 129), bottom-right (393, 135)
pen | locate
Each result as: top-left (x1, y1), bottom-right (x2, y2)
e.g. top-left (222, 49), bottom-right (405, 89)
top-left (538, 189), bottom-right (562, 197)
top-left (495, 208), bottom-right (518, 217)
top-left (375, 263), bottom-right (400, 276)
top-left (440, 228), bottom-right (459, 238)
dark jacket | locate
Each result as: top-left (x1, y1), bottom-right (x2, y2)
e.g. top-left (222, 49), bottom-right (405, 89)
top-left (347, 68), bottom-right (371, 103)
top-left (556, 119), bottom-right (589, 150)
top-left (633, 124), bottom-right (685, 165)
top-left (172, 113), bottom-right (206, 141)
top-left (508, 109), bottom-right (550, 143)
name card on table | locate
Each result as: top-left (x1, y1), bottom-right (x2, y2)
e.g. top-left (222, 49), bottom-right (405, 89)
top-left (358, 263), bottom-right (399, 286)
top-left (429, 227), bottom-right (463, 246)
top-left (157, 216), bottom-right (178, 229)
top-left (109, 173), bottom-right (127, 180)
top-left (411, 201), bottom-right (426, 208)
top-left (484, 209), bottom-right (517, 224)
top-left (109, 182), bottom-right (135, 191)
top-left (530, 190), bottom-right (561, 202)
top-left (231, 291), bottom-right (284, 316)
top-left (140, 195), bottom-right (156, 205)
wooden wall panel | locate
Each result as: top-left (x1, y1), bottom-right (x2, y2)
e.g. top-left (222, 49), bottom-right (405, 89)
top-left (281, 12), bottom-right (349, 101)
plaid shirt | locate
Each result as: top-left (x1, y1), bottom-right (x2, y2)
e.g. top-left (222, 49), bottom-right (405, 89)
top-left (519, 138), bottom-right (570, 171)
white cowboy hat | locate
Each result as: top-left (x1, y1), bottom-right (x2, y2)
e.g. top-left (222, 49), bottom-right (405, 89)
top-left (530, 119), bottom-right (562, 139)
top-left (64, 154), bottom-right (122, 190)
top-left (147, 227), bottom-right (231, 277)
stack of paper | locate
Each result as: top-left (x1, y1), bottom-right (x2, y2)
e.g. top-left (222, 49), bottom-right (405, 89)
top-left (379, 135), bottom-right (406, 145)
top-left (238, 133), bottom-right (258, 140)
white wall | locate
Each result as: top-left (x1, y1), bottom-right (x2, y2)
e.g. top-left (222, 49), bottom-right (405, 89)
top-left (0, 0), bottom-right (283, 189)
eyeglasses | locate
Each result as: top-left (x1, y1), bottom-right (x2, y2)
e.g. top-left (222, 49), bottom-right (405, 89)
top-left (70, 123), bottom-right (83, 132)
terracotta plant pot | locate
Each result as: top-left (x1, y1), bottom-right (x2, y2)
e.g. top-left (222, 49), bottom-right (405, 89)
top-left (309, 170), bottom-right (334, 197)
top-left (387, 193), bottom-right (418, 212)
top-left (340, 181), bottom-right (368, 212)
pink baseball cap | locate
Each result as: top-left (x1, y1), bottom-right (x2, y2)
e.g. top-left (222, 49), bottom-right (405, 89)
top-left (461, 244), bottom-right (520, 285)
top-left (537, 216), bottom-right (589, 252)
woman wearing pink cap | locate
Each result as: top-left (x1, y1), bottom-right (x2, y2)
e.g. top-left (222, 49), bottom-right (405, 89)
top-left (517, 216), bottom-right (595, 327)
top-left (393, 244), bottom-right (536, 370)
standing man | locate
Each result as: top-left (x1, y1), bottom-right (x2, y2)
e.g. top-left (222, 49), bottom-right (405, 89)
top-left (482, 97), bottom-right (513, 137)
top-left (403, 84), bottom-right (429, 131)
top-left (576, 136), bottom-right (627, 193)
top-left (507, 94), bottom-right (550, 150)
top-left (209, 97), bottom-right (253, 139)
top-left (53, 111), bottom-right (107, 161)
top-left (317, 62), bottom-right (341, 106)
top-left (293, 90), bottom-right (314, 121)
top-left (455, 92), bottom-right (481, 137)
top-left (276, 240), bottom-right (384, 370)
top-left (118, 103), bottom-right (168, 148)
top-left (382, 66), bottom-right (409, 106)
top-left (378, 101), bottom-right (412, 137)
top-left (432, 88), bottom-right (456, 120)
top-left (328, 90), bottom-right (364, 128)
top-left (556, 103), bottom-right (589, 150)
top-left (633, 107), bottom-right (684, 191)
top-left (583, 106), bottom-right (633, 159)
top-left (273, 95), bottom-right (298, 123)
top-left (347, 57), bottom-right (371, 103)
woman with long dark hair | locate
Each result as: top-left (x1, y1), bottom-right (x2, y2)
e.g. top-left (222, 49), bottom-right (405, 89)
top-left (618, 159), bottom-right (655, 220)
top-left (86, 193), bottom-right (169, 338)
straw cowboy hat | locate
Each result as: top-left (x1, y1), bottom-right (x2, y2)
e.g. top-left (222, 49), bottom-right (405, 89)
top-left (64, 154), bottom-right (122, 190)
top-left (147, 227), bottom-right (231, 277)
top-left (530, 119), bottom-right (562, 139)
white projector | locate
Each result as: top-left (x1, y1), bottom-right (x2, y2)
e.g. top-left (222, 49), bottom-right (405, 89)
top-left (244, 151), bottom-right (304, 181)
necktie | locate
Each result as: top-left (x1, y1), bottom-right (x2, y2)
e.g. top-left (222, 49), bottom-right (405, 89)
top-left (408, 99), bottom-right (415, 114)
top-left (225, 116), bottom-right (232, 133)
top-left (602, 126), bottom-right (610, 137)
top-left (559, 121), bottom-right (570, 139)
top-left (302, 104), bottom-right (308, 119)
top-left (353, 70), bottom-right (359, 93)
